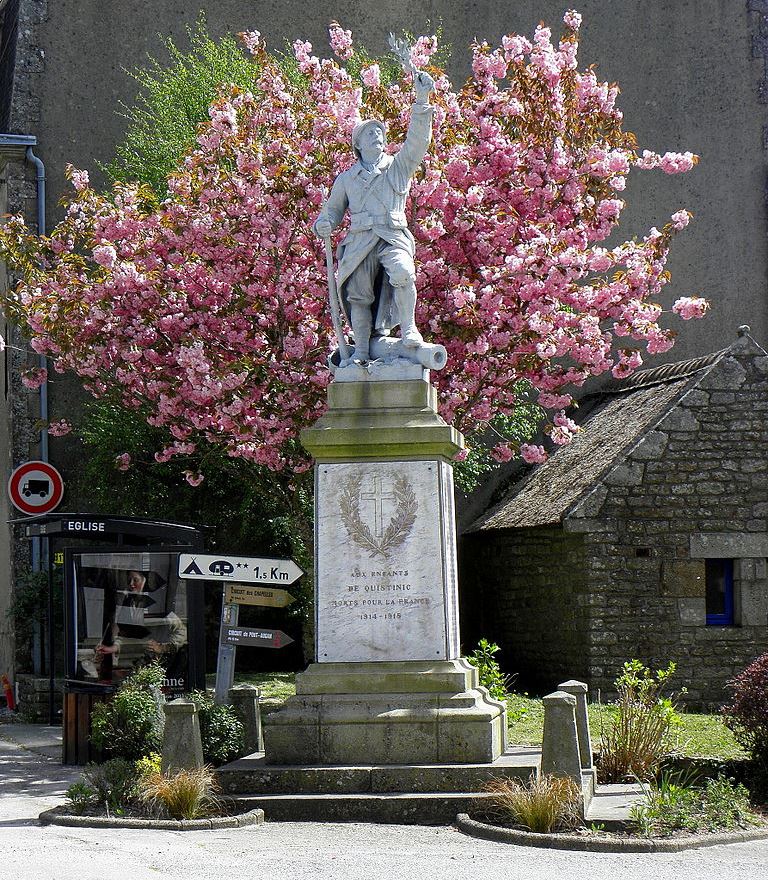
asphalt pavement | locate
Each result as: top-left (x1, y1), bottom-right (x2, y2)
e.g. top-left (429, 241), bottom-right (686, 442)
top-left (2, 722), bottom-right (768, 880)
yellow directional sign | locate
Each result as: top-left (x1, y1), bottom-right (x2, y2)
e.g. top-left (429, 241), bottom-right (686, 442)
top-left (224, 584), bottom-right (296, 608)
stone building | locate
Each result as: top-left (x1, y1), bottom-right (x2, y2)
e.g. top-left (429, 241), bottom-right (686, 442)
top-left (462, 328), bottom-right (768, 708)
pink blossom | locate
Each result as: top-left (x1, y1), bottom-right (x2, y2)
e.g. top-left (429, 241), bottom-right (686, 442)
top-left (671, 210), bottom-right (690, 230)
top-left (361, 64), bottom-right (381, 89)
top-left (329, 22), bottom-right (353, 60)
top-left (538, 392), bottom-right (572, 409)
top-left (672, 296), bottom-right (709, 320)
top-left (411, 35), bottom-right (438, 68)
top-left (93, 244), bottom-right (117, 267)
top-left (240, 30), bottom-right (262, 55)
top-left (47, 418), bottom-right (72, 437)
top-left (520, 444), bottom-right (547, 464)
top-left (21, 367), bottom-right (47, 390)
top-left (550, 426), bottom-right (574, 445)
top-left (115, 452), bottom-right (132, 471)
top-left (502, 34), bottom-right (532, 62)
top-left (490, 443), bottom-right (514, 463)
top-left (69, 167), bottom-right (89, 191)
top-left (659, 151), bottom-right (697, 174)
top-left (563, 10), bottom-right (582, 30)
top-left (184, 470), bottom-right (205, 487)
top-left (553, 412), bottom-right (579, 434)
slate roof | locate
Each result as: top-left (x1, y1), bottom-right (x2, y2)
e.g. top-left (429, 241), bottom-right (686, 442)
top-left (469, 347), bottom-right (729, 532)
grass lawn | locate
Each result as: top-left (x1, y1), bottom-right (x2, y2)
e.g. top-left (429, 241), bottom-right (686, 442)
top-left (205, 671), bottom-right (297, 701)
top-left (228, 673), bottom-right (746, 760)
top-left (507, 693), bottom-right (746, 760)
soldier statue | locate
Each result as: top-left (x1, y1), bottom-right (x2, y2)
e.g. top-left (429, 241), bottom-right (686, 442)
top-left (314, 69), bottom-right (435, 366)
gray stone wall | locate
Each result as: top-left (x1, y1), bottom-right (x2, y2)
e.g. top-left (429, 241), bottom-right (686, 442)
top-left (461, 526), bottom-right (589, 694)
top-left (567, 340), bottom-right (768, 707)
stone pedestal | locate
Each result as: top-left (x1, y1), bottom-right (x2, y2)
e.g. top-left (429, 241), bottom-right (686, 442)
top-left (264, 659), bottom-right (506, 765)
top-left (264, 370), bottom-right (506, 765)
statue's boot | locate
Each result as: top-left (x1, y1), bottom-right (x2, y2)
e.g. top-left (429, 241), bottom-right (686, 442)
top-left (396, 282), bottom-right (423, 348)
top-left (347, 304), bottom-right (371, 363)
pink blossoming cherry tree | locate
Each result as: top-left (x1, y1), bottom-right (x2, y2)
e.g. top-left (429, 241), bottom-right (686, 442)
top-left (0, 12), bottom-right (707, 480)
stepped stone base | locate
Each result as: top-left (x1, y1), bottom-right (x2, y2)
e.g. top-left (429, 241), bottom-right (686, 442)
top-left (216, 748), bottom-right (540, 824)
top-left (263, 659), bottom-right (507, 765)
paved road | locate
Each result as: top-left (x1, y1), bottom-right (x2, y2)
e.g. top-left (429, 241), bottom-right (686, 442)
top-left (2, 730), bottom-right (768, 880)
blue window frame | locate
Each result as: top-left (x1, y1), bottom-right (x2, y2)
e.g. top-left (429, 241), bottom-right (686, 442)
top-left (705, 559), bottom-right (734, 625)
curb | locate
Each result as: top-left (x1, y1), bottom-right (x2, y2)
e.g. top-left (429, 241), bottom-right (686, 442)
top-left (454, 814), bottom-right (768, 852)
top-left (38, 806), bottom-right (264, 830)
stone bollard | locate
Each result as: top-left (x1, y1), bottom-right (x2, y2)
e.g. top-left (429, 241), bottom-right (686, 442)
top-left (540, 690), bottom-right (582, 782)
top-left (228, 684), bottom-right (264, 755)
top-left (161, 699), bottom-right (204, 773)
top-left (557, 679), bottom-right (593, 770)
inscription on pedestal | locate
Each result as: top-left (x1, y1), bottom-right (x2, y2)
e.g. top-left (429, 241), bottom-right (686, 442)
top-left (316, 460), bottom-right (460, 662)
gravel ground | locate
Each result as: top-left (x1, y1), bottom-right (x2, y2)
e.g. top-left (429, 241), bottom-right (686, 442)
top-left (2, 734), bottom-right (768, 880)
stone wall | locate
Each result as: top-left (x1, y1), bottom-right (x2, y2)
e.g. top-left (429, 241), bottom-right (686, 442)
top-left (15, 673), bottom-right (62, 722)
top-left (460, 526), bottom-right (588, 694)
top-left (566, 339), bottom-right (768, 707)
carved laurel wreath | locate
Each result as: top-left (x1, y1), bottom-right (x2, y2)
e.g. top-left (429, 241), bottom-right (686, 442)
top-left (339, 473), bottom-right (417, 560)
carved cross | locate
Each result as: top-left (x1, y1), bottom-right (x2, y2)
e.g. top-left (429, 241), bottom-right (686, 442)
top-left (360, 474), bottom-right (396, 537)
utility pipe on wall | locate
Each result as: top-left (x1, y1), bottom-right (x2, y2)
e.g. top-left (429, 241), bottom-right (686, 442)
top-left (24, 147), bottom-right (54, 720)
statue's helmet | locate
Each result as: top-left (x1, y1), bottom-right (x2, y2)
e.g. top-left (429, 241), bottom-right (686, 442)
top-left (351, 119), bottom-right (387, 158)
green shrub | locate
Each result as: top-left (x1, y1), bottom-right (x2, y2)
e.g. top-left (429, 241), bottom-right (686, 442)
top-left (187, 690), bottom-right (245, 766)
top-left (138, 765), bottom-right (220, 819)
top-left (598, 660), bottom-right (682, 783)
top-left (481, 773), bottom-right (581, 833)
top-left (64, 781), bottom-right (96, 815)
top-left (90, 663), bottom-right (166, 760)
top-left (83, 758), bottom-right (139, 815)
top-left (630, 772), bottom-right (758, 837)
top-left (467, 639), bottom-right (514, 702)
top-left (104, 16), bottom-right (260, 196)
top-left (135, 752), bottom-right (162, 779)
top-left (722, 651), bottom-right (768, 802)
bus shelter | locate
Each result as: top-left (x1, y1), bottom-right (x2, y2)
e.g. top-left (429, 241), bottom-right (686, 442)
top-left (22, 514), bottom-right (206, 763)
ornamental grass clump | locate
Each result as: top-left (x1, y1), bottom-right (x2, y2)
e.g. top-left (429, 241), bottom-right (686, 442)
top-left (598, 660), bottom-right (682, 783)
top-left (481, 773), bottom-right (581, 833)
top-left (138, 766), bottom-right (220, 820)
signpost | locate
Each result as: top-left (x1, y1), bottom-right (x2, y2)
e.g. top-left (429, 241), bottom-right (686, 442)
top-left (224, 584), bottom-right (296, 608)
top-left (177, 554), bottom-right (303, 704)
top-left (220, 626), bottom-right (294, 648)
top-left (8, 461), bottom-right (64, 515)
top-left (179, 553), bottom-right (303, 585)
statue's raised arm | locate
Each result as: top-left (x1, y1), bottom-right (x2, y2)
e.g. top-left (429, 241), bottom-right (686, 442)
top-left (314, 57), bottom-right (441, 369)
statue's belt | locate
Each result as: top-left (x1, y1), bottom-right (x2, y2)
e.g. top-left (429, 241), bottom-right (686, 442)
top-left (349, 210), bottom-right (407, 232)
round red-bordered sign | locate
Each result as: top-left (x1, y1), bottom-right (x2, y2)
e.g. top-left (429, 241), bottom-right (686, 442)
top-left (8, 461), bottom-right (65, 515)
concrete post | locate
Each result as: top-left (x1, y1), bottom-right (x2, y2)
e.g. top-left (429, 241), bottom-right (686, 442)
top-left (558, 679), bottom-right (593, 770)
top-left (161, 699), bottom-right (204, 772)
top-left (228, 684), bottom-right (264, 754)
top-left (541, 690), bottom-right (582, 781)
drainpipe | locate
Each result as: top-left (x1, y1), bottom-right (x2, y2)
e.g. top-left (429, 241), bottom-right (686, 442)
top-left (24, 146), bottom-right (48, 461)
top-left (24, 147), bottom-right (49, 690)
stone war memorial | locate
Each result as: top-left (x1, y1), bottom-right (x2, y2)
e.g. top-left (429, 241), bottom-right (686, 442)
top-left (263, 48), bottom-right (507, 768)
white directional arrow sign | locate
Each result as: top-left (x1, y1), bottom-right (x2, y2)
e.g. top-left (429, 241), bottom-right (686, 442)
top-left (178, 553), bottom-right (304, 585)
